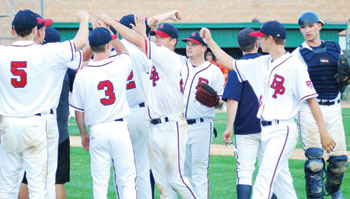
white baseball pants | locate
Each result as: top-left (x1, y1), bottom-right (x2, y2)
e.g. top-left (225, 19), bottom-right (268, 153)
top-left (89, 120), bottom-right (137, 199)
top-left (0, 115), bottom-right (49, 199)
top-left (235, 133), bottom-right (263, 186)
top-left (148, 116), bottom-right (196, 199)
top-left (298, 100), bottom-right (347, 156)
top-left (185, 119), bottom-right (213, 199)
top-left (127, 106), bottom-right (152, 199)
top-left (252, 120), bottom-right (298, 199)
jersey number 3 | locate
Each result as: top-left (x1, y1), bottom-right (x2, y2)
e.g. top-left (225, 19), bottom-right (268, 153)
top-left (11, 61), bottom-right (27, 88)
top-left (98, 80), bottom-right (116, 105)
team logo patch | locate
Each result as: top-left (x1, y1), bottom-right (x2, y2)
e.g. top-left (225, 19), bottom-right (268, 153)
top-left (270, 74), bottom-right (285, 98)
top-left (320, 57), bottom-right (329, 64)
top-left (306, 81), bottom-right (313, 89)
top-left (196, 77), bottom-right (209, 89)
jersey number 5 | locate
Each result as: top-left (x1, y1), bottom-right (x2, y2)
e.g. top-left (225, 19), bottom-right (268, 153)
top-left (98, 80), bottom-right (116, 105)
top-left (11, 61), bottom-right (27, 88)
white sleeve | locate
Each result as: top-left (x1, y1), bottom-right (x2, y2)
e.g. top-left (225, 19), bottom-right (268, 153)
top-left (43, 40), bottom-right (77, 65)
top-left (70, 73), bottom-right (84, 112)
top-left (66, 50), bottom-right (83, 70)
top-left (233, 58), bottom-right (260, 82)
top-left (145, 39), bottom-right (179, 73)
top-left (212, 68), bottom-right (225, 96)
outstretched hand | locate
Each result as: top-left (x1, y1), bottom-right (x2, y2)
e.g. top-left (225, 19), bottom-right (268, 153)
top-left (200, 27), bottom-right (213, 44)
top-left (94, 12), bottom-right (114, 26)
top-left (76, 10), bottom-right (89, 23)
top-left (168, 10), bottom-right (182, 21)
top-left (131, 14), bottom-right (147, 39)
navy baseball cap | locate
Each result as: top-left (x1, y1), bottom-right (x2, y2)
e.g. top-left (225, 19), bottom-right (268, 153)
top-left (12, 9), bottom-right (44, 32)
top-left (237, 28), bottom-right (257, 46)
top-left (112, 14), bottom-right (152, 36)
top-left (35, 13), bottom-right (53, 29)
top-left (150, 23), bottom-right (179, 39)
top-left (43, 27), bottom-right (60, 44)
top-left (89, 27), bottom-right (118, 47)
top-left (182, 31), bottom-right (207, 46)
top-left (250, 21), bottom-right (286, 39)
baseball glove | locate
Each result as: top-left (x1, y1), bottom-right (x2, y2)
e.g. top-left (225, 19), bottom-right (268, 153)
top-left (195, 82), bottom-right (219, 107)
top-left (335, 54), bottom-right (350, 92)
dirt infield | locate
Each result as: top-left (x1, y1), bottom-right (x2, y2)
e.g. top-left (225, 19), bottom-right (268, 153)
top-left (69, 136), bottom-right (350, 161)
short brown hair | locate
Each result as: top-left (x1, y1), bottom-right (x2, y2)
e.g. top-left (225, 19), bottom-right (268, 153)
top-left (274, 38), bottom-right (285, 45)
top-left (91, 44), bottom-right (107, 53)
top-left (239, 43), bottom-right (256, 52)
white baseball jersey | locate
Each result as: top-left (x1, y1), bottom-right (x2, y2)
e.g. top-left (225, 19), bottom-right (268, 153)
top-left (144, 40), bottom-right (187, 119)
top-left (70, 53), bottom-right (131, 126)
top-left (110, 40), bottom-right (150, 107)
top-left (0, 40), bottom-right (79, 116)
top-left (182, 60), bottom-right (225, 119)
top-left (116, 40), bottom-right (152, 198)
top-left (234, 53), bottom-right (318, 120)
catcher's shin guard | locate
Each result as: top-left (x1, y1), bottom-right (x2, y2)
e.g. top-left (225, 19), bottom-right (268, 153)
top-left (304, 148), bottom-right (325, 199)
top-left (325, 155), bottom-right (348, 194)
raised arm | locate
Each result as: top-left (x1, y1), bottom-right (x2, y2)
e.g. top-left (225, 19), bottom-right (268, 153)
top-left (200, 27), bottom-right (235, 70)
top-left (72, 11), bottom-right (89, 51)
top-left (96, 13), bottom-right (146, 53)
top-left (306, 98), bottom-right (336, 153)
top-left (147, 10), bottom-right (182, 29)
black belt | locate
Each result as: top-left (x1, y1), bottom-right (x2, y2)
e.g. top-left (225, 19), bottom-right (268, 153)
top-left (261, 120), bottom-right (279, 127)
top-left (150, 117), bottom-right (169, 125)
top-left (35, 109), bottom-right (54, 116)
top-left (318, 99), bottom-right (340, 106)
top-left (139, 102), bottom-right (145, 108)
top-left (187, 118), bottom-right (204, 125)
top-left (115, 118), bottom-right (123, 122)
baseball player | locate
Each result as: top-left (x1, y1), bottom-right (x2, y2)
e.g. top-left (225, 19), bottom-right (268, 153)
top-left (70, 27), bottom-right (137, 198)
top-left (200, 20), bottom-right (335, 199)
top-left (18, 27), bottom-right (78, 199)
top-left (222, 28), bottom-right (278, 199)
top-left (222, 28), bottom-right (263, 199)
top-left (180, 31), bottom-right (225, 199)
top-left (292, 11), bottom-right (348, 199)
top-left (96, 13), bottom-right (196, 198)
top-left (18, 17), bottom-right (83, 199)
top-left (106, 11), bottom-right (183, 199)
top-left (0, 9), bottom-right (88, 199)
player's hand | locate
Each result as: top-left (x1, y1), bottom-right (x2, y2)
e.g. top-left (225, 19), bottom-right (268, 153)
top-left (200, 27), bottom-right (213, 44)
top-left (147, 17), bottom-right (159, 29)
top-left (131, 14), bottom-right (147, 39)
top-left (76, 10), bottom-right (89, 22)
top-left (168, 10), bottom-right (182, 21)
top-left (223, 128), bottom-right (233, 144)
top-left (81, 134), bottom-right (90, 151)
top-left (95, 12), bottom-right (114, 26)
top-left (320, 132), bottom-right (336, 153)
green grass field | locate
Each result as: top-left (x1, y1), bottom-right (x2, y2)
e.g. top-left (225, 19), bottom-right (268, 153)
top-left (66, 108), bottom-right (350, 198)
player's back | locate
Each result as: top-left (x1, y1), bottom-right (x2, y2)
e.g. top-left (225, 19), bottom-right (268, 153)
top-left (71, 54), bottom-right (131, 126)
top-left (120, 39), bottom-right (150, 107)
top-left (0, 40), bottom-right (76, 116)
